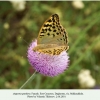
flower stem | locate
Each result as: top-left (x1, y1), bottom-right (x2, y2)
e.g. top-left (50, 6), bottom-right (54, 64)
top-left (19, 71), bottom-right (37, 89)
top-left (69, 17), bottom-right (100, 54)
top-left (69, 35), bottom-right (100, 71)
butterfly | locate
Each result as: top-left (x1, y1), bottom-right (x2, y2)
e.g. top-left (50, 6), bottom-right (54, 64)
top-left (33, 14), bottom-right (69, 55)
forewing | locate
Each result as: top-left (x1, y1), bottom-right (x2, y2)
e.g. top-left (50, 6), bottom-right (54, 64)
top-left (37, 14), bottom-right (68, 46)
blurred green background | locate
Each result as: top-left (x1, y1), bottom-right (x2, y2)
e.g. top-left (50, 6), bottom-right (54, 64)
top-left (0, 1), bottom-right (100, 89)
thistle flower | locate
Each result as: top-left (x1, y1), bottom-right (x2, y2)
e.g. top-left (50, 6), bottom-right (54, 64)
top-left (72, 1), bottom-right (84, 9)
top-left (27, 40), bottom-right (69, 77)
top-left (9, 1), bottom-right (26, 11)
top-left (78, 69), bottom-right (96, 88)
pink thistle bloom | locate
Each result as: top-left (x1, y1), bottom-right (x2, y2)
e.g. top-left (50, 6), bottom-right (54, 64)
top-left (27, 40), bottom-right (69, 77)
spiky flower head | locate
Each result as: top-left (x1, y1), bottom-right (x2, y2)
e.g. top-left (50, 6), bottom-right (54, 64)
top-left (27, 40), bottom-right (69, 77)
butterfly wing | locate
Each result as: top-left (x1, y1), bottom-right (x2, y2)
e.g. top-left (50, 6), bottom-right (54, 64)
top-left (34, 14), bottom-right (69, 55)
top-left (37, 14), bottom-right (68, 46)
top-left (33, 44), bottom-right (69, 55)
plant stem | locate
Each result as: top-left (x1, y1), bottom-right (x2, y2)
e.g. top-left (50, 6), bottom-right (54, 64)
top-left (69, 17), bottom-right (100, 54)
top-left (19, 71), bottom-right (37, 89)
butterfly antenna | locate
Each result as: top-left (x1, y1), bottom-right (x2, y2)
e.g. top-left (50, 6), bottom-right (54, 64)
top-left (20, 37), bottom-right (29, 45)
